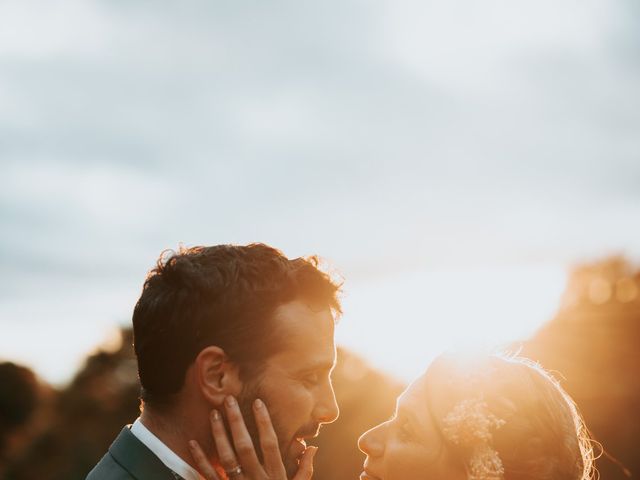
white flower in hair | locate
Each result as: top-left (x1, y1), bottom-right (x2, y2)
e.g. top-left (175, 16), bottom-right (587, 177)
top-left (442, 398), bottom-right (506, 480)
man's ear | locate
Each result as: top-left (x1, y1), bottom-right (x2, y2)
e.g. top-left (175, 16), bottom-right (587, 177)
top-left (194, 346), bottom-right (242, 406)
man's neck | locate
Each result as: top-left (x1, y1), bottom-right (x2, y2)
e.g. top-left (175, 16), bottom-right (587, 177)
top-left (139, 406), bottom-right (214, 471)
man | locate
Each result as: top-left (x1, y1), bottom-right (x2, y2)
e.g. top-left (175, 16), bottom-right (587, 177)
top-left (87, 243), bottom-right (342, 480)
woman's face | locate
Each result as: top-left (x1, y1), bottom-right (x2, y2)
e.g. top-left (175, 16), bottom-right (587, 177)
top-left (357, 373), bottom-right (466, 480)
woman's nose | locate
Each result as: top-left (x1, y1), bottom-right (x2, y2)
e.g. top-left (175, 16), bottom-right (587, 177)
top-left (358, 423), bottom-right (386, 457)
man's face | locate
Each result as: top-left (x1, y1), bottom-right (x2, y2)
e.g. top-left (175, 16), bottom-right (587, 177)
top-left (238, 299), bottom-right (339, 477)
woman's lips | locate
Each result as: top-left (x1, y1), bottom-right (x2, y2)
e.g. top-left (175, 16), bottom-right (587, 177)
top-left (360, 468), bottom-right (382, 480)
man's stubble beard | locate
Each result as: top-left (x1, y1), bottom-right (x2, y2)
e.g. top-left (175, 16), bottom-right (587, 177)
top-left (236, 375), bottom-right (298, 478)
top-left (236, 376), bottom-right (263, 460)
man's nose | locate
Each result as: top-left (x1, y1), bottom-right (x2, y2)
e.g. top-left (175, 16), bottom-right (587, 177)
top-left (315, 379), bottom-right (340, 424)
top-left (358, 423), bottom-right (385, 457)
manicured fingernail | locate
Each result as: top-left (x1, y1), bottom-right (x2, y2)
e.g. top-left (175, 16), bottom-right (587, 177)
top-left (311, 446), bottom-right (319, 458)
top-left (211, 409), bottom-right (220, 420)
top-left (254, 398), bottom-right (264, 410)
top-left (225, 395), bottom-right (236, 407)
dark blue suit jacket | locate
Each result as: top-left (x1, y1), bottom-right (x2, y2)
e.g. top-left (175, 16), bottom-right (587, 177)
top-left (86, 427), bottom-right (180, 480)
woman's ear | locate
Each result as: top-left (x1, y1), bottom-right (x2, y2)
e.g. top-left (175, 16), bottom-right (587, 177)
top-left (194, 346), bottom-right (242, 406)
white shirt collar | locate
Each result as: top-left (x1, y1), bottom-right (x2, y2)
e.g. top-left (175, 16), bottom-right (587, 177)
top-left (130, 418), bottom-right (201, 480)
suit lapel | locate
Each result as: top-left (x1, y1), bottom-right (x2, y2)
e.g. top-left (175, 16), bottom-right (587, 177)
top-left (109, 427), bottom-right (179, 480)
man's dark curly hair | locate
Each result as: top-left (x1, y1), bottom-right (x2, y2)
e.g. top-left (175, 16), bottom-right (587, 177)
top-left (132, 243), bottom-right (342, 409)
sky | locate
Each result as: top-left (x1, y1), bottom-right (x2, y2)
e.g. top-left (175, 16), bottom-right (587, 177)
top-left (1, 0), bottom-right (639, 384)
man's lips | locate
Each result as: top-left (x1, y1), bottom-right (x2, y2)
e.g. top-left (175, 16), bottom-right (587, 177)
top-left (291, 428), bottom-right (317, 449)
top-left (289, 437), bottom-right (307, 460)
top-left (288, 428), bottom-right (319, 461)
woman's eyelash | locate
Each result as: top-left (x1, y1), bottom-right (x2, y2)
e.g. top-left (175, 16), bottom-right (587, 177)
top-left (302, 372), bottom-right (320, 384)
top-left (396, 417), bottom-right (413, 439)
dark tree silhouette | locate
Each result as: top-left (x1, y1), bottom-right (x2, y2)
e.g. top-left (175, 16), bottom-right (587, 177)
top-left (521, 256), bottom-right (640, 479)
top-left (3, 330), bottom-right (139, 480)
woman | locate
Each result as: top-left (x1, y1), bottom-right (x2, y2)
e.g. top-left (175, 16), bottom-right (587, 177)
top-left (189, 353), bottom-right (595, 480)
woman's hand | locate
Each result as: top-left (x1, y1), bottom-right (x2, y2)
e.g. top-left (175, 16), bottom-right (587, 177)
top-left (188, 396), bottom-right (317, 480)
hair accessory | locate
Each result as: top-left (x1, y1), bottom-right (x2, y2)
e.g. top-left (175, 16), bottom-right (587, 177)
top-left (442, 397), bottom-right (506, 480)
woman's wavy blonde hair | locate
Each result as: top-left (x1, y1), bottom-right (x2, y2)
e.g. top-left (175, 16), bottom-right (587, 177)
top-left (427, 353), bottom-right (597, 480)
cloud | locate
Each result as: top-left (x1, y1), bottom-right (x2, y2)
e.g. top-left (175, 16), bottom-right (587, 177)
top-left (1, 0), bottom-right (639, 382)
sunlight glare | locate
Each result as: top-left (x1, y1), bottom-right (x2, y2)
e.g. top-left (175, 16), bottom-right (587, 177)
top-left (337, 265), bottom-right (567, 382)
